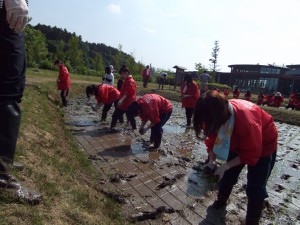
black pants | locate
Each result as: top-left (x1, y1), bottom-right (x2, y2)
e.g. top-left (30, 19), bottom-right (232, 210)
top-left (143, 77), bottom-right (149, 88)
top-left (111, 107), bottom-right (135, 129)
top-left (0, 8), bottom-right (25, 169)
top-left (218, 151), bottom-right (276, 220)
top-left (158, 78), bottom-right (165, 90)
top-left (285, 104), bottom-right (295, 110)
top-left (60, 90), bottom-right (69, 106)
top-left (150, 109), bottom-right (172, 148)
top-left (102, 101), bottom-right (124, 122)
top-left (185, 108), bottom-right (194, 126)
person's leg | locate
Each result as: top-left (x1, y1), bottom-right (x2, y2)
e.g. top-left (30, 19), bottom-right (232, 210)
top-left (0, 7), bottom-right (41, 204)
top-left (101, 103), bottom-right (112, 121)
top-left (110, 107), bottom-right (125, 129)
top-left (114, 101), bottom-right (124, 123)
top-left (162, 79), bottom-right (164, 90)
top-left (213, 151), bottom-right (245, 209)
top-left (245, 151), bottom-right (277, 225)
top-left (60, 90), bottom-right (67, 106)
top-left (125, 111), bottom-right (136, 129)
top-left (185, 108), bottom-right (193, 126)
top-left (151, 109), bottom-right (172, 148)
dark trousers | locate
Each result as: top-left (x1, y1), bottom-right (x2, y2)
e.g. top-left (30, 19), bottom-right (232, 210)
top-left (60, 89), bottom-right (69, 106)
top-left (158, 78), bottom-right (165, 90)
top-left (102, 103), bottom-right (113, 121)
top-left (150, 109), bottom-right (172, 148)
top-left (143, 77), bottom-right (149, 88)
top-left (185, 108), bottom-right (194, 126)
top-left (285, 104), bottom-right (295, 110)
top-left (218, 151), bottom-right (276, 220)
top-left (111, 107), bottom-right (135, 129)
top-left (0, 8), bottom-right (25, 170)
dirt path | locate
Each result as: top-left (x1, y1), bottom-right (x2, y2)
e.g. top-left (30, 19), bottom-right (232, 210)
top-left (64, 95), bottom-right (300, 225)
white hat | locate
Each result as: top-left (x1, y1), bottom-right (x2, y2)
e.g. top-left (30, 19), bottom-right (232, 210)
top-left (275, 92), bottom-right (281, 96)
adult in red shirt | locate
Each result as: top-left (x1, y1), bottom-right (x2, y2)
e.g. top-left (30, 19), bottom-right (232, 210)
top-left (110, 65), bottom-right (136, 130)
top-left (86, 84), bottom-right (120, 122)
top-left (223, 88), bottom-right (230, 99)
top-left (263, 93), bottom-right (274, 106)
top-left (127, 94), bottom-right (172, 149)
top-left (294, 93), bottom-right (300, 110)
top-left (272, 92), bottom-right (284, 108)
top-left (244, 90), bottom-right (251, 101)
top-left (55, 60), bottom-right (71, 107)
top-left (193, 91), bottom-right (277, 225)
top-left (142, 65), bottom-right (151, 88)
top-left (180, 74), bottom-right (200, 127)
top-left (257, 93), bottom-right (265, 105)
top-left (233, 87), bottom-right (240, 99)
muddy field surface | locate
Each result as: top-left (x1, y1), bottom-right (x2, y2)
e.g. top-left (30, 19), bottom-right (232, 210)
top-left (65, 95), bottom-right (300, 225)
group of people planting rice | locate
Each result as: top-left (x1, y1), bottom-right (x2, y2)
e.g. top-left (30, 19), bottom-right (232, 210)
top-left (82, 63), bottom-right (279, 225)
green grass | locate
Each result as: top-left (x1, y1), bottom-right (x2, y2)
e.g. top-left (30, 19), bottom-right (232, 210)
top-left (0, 75), bottom-right (129, 224)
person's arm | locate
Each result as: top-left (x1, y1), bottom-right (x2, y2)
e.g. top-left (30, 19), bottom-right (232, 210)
top-left (139, 121), bottom-right (147, 135)
top-left (117, 95), bottom-right (127, 106)
top-left (214, 156), bottom-right (241, 181)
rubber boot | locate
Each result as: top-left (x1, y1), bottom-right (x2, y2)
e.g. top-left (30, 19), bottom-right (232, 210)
top-left (153, 133), bottom-right (162, 148)
top-left (245, 198), bottom-right (264, 225)
top-left (0, 100), bottom-right (21, 164)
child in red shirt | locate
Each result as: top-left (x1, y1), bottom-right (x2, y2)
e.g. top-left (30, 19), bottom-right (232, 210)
top-left (180, 74), bottom-right (200, 127)
top-left (127, 94), bottom-right (172, 149)
top-left (86, 84), bottom-right (120, 122)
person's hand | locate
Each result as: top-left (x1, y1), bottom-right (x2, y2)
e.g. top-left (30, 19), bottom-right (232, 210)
top-left (214, 164), bottom-right (229, 181)
top-left (5, 0), bottom-right (29, 32)
top-left (206, 161), bottom-right (216, 170)
top-left (56, 78), bottom-right (60, 83)
top-left (139, 128), bottom-right (146, 135)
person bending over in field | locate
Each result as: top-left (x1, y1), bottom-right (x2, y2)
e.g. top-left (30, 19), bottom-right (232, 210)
top-left (193, 90), bottom-right (277, 225)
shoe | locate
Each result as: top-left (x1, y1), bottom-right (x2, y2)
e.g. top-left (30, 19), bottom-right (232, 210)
top-left (12, 162), bottom-right (25, 171)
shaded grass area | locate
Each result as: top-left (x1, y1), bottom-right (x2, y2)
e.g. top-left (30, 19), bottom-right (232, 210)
top-left (0, 79), bottom-right (129, 224)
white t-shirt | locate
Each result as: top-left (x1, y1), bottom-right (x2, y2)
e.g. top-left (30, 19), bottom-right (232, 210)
top-left (103, 73), bottom-right (114, 86)
top-left (200, 73), bottom-right (211, 83)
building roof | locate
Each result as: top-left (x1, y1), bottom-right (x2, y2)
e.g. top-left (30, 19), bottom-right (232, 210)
top-left (173, 65), bottom-right (187, 70)
top-left (286, 64), bottom-right (300, 69)
top-left (228, 64), bottom-right (287, 70)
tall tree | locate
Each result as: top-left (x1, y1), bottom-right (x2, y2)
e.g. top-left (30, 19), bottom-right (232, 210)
top-left (93, 53), bottom-right (104, 74)
top-left (66, 36), bottom-right (83, 68)
top-left (24, 26), bottom-right (48, 67)
top-left (113, 44), bottom-right (124, 69)
top-left (209, 40), bottom-right (220, 81)
top-left (54, 40), bottom-right (65, 61)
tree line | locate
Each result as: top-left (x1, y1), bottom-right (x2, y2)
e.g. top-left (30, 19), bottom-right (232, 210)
top-left (24, 23), bottom-right (146, 76)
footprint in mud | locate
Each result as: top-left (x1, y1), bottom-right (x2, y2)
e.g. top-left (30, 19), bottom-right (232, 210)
top-left (290, 163), bottom-right (299, 170)
top-left (274, 184), bottom-right (285, 193)
top-left (280, 174), bottom-right (292, 180)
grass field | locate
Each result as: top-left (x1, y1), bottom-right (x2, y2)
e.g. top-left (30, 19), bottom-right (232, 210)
top-left (1, 68), bottom-right (299, 224)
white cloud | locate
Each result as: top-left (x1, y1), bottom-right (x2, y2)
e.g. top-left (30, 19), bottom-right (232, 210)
top-left (143, 27), bottom-right (156, 34)
top-left (107, 4), bottom-right (121, 14)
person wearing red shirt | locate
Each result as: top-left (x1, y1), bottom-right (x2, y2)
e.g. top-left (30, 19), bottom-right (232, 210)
top-left (193, 91), bottom-right (277, 225)
top-left (244, 90), bottom-right (251, 101)
top-left (233, 87), bottom-right (240, 99)
top-left (272, 92), bottom-right (284, 108)
top-left (142, 65), bottom-right (151, 88)
top-left (55, 60), bottom-right (71, 107)
top-left (180, 74), bottom-right (200, 127)
top-left (294, 93), bottom-right (300, 110)
top-left (86, 84), bottom-right (121, 122)
top-left (257, 93), bottom-right (266, 105)
top-left (223, 88), bottom-right (230, 99)
top-left (110, 65), bottom-right (136, 130)
top-left (263, 93), bottom-right (274, 106)
top-left (127, 94), bottom-right (172, 149)
top-left (285, 92), bottom-right (296, 109)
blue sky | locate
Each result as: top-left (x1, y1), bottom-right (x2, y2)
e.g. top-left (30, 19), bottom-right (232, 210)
top-left (30, 0), bottom-right (300, 72)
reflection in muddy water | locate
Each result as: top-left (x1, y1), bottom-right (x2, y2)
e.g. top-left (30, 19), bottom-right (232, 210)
top-left (65, 120), bottom-right (98, 127)
top-left (163, 124), bottom-right (186, 134)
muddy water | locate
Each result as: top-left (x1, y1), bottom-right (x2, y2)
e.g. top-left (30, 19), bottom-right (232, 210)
top-left (65, 96), bottom-right (300, 224)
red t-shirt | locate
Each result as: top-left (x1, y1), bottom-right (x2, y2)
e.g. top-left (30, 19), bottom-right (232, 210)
top-left (95, 84), bottom-right (120, 105)
top-left (180, 81), bottom-right (200, 108)
top-left (204, 99), bottom-right (277, 165)
top-left (57, 65), bottom-right (71, 90)
top-left (118, 76), bottom-right (136, 110)
top-left (272, 96), bottom-right (284, 107)
top-left (138, 94), bottom-right (172, 124)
